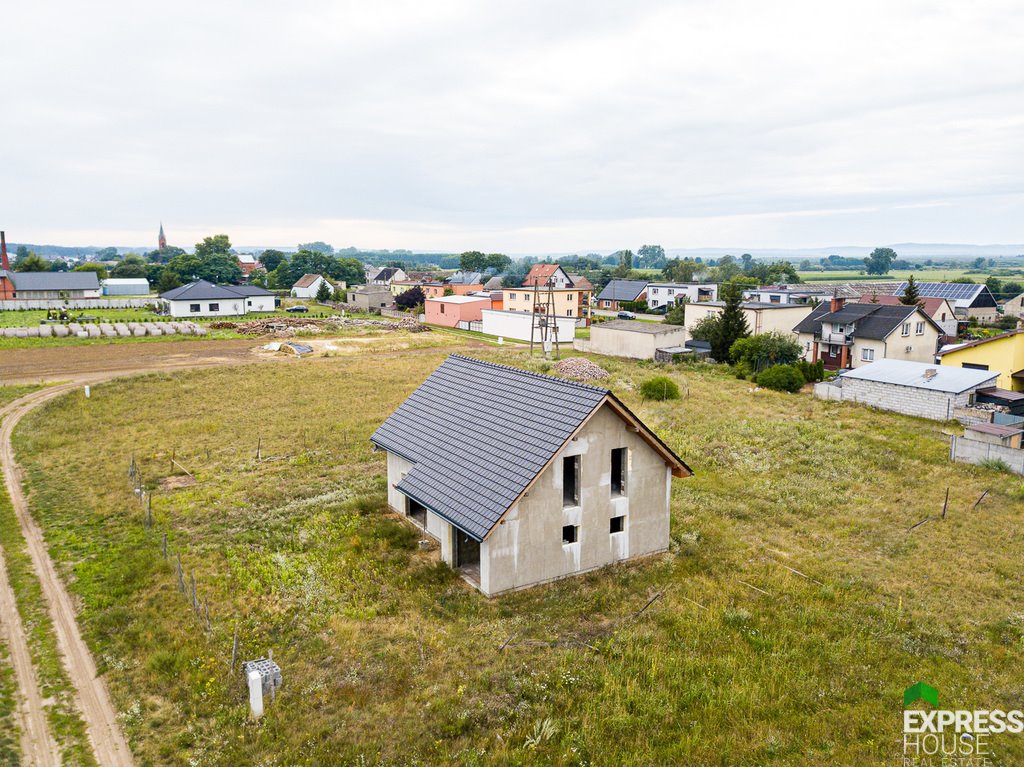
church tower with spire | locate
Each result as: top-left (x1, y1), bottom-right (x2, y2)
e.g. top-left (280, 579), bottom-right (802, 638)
top-left (158, 222), bottom-right (167, 250)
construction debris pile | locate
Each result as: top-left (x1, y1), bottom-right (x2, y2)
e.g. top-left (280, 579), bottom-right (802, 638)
top-left (208, 316), bottom-right (427, 336)
top-left (553, 357), bottom-right (610, 381)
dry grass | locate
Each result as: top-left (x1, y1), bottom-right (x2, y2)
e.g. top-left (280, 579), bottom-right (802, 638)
top-left (9, 345), bottom-right (1024, 766)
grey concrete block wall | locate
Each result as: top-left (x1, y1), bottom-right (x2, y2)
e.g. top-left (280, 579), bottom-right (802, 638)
top-left (821, 377), bottom-right (976, 421)
top-left (950, 436), bottom-right (1024, 475)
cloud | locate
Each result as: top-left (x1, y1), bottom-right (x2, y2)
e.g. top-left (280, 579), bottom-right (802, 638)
top-left (1, 0), bottom-right (1022, 251)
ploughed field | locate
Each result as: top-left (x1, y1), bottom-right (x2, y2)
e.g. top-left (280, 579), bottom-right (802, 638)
top-left (8, 345), bottom-right (1024, 766)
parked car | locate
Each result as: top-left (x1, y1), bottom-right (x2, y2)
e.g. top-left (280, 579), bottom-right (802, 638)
top-left (616, 311), bottom-right (637, 320)
top-left (286, 305), bottom-right (309, 313)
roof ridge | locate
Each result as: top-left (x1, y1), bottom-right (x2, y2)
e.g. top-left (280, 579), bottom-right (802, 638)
top-left (447, 354), bottom-right (611, 395)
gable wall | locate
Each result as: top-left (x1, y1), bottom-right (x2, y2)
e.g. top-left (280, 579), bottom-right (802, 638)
top-left (480, 403), bottom-right (671, 596)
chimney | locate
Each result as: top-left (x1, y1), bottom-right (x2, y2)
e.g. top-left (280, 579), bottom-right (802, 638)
top-left (829, 291), bottom-right (844, 313)
top-left (924, 368), bottom-right (937, 380)
top-left (0, 231), bottom-right (8, 271)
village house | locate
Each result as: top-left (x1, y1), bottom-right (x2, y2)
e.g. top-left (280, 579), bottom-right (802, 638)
top-left (236, 254), bottom-right (262, 276)
top-left (346, 285), bottom-right (393, 311)
top-left (423, 294), bottom-right (494, 327)
top-left (1001, 292), bottom-right (1024, 318)
top-left (937, 330), bottom-right (1024, 391)
top-left (369, 266), bottom-right (409, 286)
top-left (855, 294), bottom-right (959, 338)
top-left (595, 279), bottom-right (649, 311)
top-left (371, 355), bottom-right (691, 596)
top-left (421, 282), bottom-right (485, 298)
top-left (160, 280), bottom-right (275, 317)
top-left (290, 274), bottom-right (335, 299)
top-left (893, 281), bottom-right (999, 321)
top-left (646, 283), bottom-right (718, 311)
top-left (503, 264), bottom-right (594, 320)
top-left (814, 359), bottom-right (999, 422)
top-left (685, 300), bottom-right (813, 336)
top-left (793, 296), bottom-right (942, 370)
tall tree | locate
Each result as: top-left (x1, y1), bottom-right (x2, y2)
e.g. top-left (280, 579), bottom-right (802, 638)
top-left (864, 247), bottom-right (897, 275)
top-left (315, 280), bottom-right (333, 303)
top-left (662, 258), bottom-right (699, 283)
top-left (156, 269), bottom-right (182, 293)
top-left (713, 255), bottom-right (741, 282)
top-left (13, 253), bottom-right (51, 272)
top-left (612, 250), bottom-right (634, 277)
top-left (73, 262), bottom-right (108, 280)
top-left (637, 244), bottom-right (666, 269)
top-left (899, 275), bottom-right (923, 306)
top-left (259, 249), bottom-right (287, 273)
top-left (298, 241), bottom-right (333, 254)
top-left (458, 251), bottom-right (488, 272)
top-left (194, 234), bottom-right (232, 260)
top-left (110, 254), bottom-right (150, 278)
top-left (395, 286), bottom-right (425, 311)
top-left (713, 282), bottom-right (751, 362)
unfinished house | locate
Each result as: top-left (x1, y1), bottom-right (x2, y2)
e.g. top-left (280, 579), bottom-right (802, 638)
top-left (370, 355), bottom-right (692, 596)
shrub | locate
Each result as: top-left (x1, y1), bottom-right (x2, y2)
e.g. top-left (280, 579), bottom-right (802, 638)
top-left (754, 364), bottom-right (805, 393)
top-left (729, 332), bottom-right (804, 373)
top-left (979, 458), bottom-right (1013, 473)
top-left (795, 359), bottom-right (825, 383)
top-left (639, 376), bottom-right (680, 400)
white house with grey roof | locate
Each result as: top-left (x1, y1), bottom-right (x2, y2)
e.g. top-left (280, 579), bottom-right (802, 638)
top-left (371, 355), bottom-right (691, 596)
top-left (160, 279), bottom-right (275, 317)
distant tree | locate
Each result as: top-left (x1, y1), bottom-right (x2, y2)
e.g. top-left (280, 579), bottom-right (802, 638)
top-left (95, 246), bottom-right (119, 260)
top-left (663, 298), bottom-right (688, 326)
top-left (155, 269), bottom-right (182, 293)
top-left (194, 234), bottom-right (233, 260)
top-left (662, 258), bottom-right (698, 283)
top-left (713, 255), bottom-right (742, 282)
top-left (864, 247), bottom-right (897, 275)
top-left (298, 241), bottom-right (333, 255)
top-left (1002, 281), bottom-right (1023, 299)
top-left (73, 262), bottom-right (108, 280)
top-left (14, 245), bottom-right (29, 260)
top-left (740, 253), bottom-right (754, 273)
top-left (334, 257), bottom-right (365, 286)
top-left (985, 276), bottom-right (1003, 299)
top-left (165, 253), bottom-right (203, 282)
top-left (899, 275), bottom-right (923, 306)
top-left (270, 261), bottom-right (294, 290)
top-left (729, 332), bottom-right (803, 374)
top-left (950, 277), bottom-right (976, 284)
top-left (110, 254), bottom-right (149, 278)
top-left (972, 257), bottom-right (985, 269)
top-left (458, 251), bottom-right (489, 272)
top-left (484, 253), bottom-right (512, 273)
top-left (248, 268), bottom-right (268, 288)
top-left (259, 249), bottom-right (287, 273)
top-left (693, 282), bottom-right (750, 362)
top-left (199, 253), bottom-right (242, 284)
top-left (146, 245), bottom-right (186, 263)
top-left (637, 244), bottom-right (666, 269)
top-left (395, 286), bottom-right (425, 311)
top-left (612, 250), bottom-right (634, 277)
top-left (13, 253), bottom-right (51, 272)
top-left (799, 259), bottom-right (812, 270)
top-left (315, 280), bottom-right (333, 303)
top-left (50, 259), bottom-right (69, 272)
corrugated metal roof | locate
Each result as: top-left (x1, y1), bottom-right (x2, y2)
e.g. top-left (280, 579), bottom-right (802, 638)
top-left (370, 355), bottom-right (690, 541)
top-left (10, 271), bottom-right (100, 291)
top-left (967, 422), bottom-right (1024, 437)
top-left (838, 359), bottom-right (998, 393)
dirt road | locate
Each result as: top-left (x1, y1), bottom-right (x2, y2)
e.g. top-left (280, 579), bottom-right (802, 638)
top-left (0, 339), bottom-right (261, 384)
top-left (0, 344), bottom-right (270, 765)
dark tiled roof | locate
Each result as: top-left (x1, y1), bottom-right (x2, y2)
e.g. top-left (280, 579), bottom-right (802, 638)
top-left (793, 301), bottom-right (940, 339)
top-left (370, 355), bottom-right (689, 540)
top-left (9, 271), bottom-right (100, 291)
top-left (596, 279), bottom-right (648, 302)
top-left (160, 279), bottom-right (271, 301)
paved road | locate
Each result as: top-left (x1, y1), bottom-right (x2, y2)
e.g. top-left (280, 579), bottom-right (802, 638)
top-left (590, 309), bottom-right (666, 322)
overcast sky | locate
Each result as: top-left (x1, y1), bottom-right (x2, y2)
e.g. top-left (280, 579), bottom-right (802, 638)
top-left (2, 0), bottom-right (1023, 253)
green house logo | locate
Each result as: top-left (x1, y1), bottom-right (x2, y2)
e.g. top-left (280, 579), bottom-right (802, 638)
top-left (904, 682), bottom-right (939, 708)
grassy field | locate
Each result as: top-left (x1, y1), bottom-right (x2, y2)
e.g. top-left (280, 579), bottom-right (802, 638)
top-left (795, 268), bottom-right (986, 283)
top-left (9, 343), bottom-right (1024, 765)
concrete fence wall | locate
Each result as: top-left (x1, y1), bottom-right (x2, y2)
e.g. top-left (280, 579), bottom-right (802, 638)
top-left (950, 435), bottom-right (1024, 475)
top-left (0, 298), bottom-right (155, 311)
